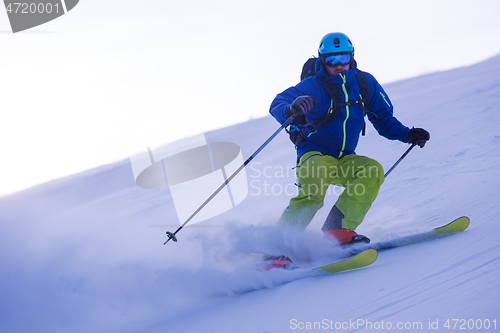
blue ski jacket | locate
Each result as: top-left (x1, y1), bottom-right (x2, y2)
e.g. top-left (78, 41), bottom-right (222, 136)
top-left (270, 60), bottom-right (411, 160)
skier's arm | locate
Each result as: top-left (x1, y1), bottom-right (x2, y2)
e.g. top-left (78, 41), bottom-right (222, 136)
top-left (365, 73), bottom-right (411, 142)
top-left (269, 86), bottom-right (304, 125)
top-left (269, 79), bottom-right (322, 125)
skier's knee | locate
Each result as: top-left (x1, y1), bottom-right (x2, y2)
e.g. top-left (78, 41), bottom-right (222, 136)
top-left (365, 159), bottom-right (384, 186)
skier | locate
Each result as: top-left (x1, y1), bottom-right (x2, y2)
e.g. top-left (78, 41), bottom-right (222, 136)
top-left (265, 32), bottom-right (430, 269)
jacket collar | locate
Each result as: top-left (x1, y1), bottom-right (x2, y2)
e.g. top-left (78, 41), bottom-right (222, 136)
top-left (316, 59), bottom-right (358, 84)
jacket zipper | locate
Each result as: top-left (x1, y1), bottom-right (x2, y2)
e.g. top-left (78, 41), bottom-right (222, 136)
top-left (338, 74), bottom-right (349, 158)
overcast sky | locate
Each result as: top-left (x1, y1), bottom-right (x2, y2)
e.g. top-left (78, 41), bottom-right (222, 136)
top-left (1, 0), bottom-right (500, 196)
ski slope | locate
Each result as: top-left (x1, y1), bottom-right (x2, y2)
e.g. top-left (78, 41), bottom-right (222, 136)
top-left (1, 55), bottom-right (499, 333)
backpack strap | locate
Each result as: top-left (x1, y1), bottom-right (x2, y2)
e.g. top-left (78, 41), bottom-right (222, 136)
top-left (294, 75), bottom-right (358, 144)
top-left (288, 64), bottom-right (374, 145)
top-left (306, 77), bottom-right (342, 131)
top-left (354, 69), bottom-right (373, 136)
top-left (355, 69), bottom-right (370, 108)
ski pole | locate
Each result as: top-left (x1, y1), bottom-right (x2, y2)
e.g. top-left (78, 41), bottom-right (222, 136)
top-left (384, 143), bottom-right (416, 178)
top-left (164, 115), bottom-right (297, 245)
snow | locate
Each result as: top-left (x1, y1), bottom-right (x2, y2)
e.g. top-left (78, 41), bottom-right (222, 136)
top-left (1, 55), bottom-right (500, 333)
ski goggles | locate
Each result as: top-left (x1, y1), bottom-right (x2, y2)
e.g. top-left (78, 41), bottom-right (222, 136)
top-left (322, 52), bottom-right (352, 67)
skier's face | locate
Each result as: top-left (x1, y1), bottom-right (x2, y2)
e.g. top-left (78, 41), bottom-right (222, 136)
top-left (326, 63), bottom-right (350, 76)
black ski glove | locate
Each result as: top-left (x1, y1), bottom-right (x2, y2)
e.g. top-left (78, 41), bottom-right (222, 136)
top-left (406, 127), bottom-right (430, 148)
top-left (286, 96), bottom-right (316, 117)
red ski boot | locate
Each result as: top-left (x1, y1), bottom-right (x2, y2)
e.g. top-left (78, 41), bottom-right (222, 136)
top-left (260, 255), bottom-right (298, 271)
top-left (324, 228), bottom-right (370, 246)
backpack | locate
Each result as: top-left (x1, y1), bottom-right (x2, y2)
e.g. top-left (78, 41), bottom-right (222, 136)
top-left (287, 57), bottom-right (370, 146)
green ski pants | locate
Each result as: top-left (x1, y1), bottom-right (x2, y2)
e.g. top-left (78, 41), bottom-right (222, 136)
top-left (279, 151), bottom-right (385, 231)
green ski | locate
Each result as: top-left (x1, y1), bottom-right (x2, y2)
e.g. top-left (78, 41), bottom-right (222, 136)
top-left (347, 216), bottom-right (470, 254)
top-left (315, 248), bottom-right (378, 273)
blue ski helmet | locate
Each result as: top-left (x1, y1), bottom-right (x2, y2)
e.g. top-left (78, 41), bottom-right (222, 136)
top-left (318, 32), bottom-right (354, 55)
